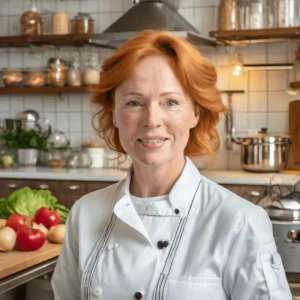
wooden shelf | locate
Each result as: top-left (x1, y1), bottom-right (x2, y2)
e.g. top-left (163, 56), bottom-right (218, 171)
top-left (210, 27), bottom-right (300, 45)
top-left (0, 86), bottom-right (95, 95)
top-left (0, 34), bottom-right (90, 48)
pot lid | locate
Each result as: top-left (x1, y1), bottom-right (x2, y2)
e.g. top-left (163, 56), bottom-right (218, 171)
top-left (240, 128), bottom-right (290, 144)
top-left (265, 191), bottom-right (300, 221)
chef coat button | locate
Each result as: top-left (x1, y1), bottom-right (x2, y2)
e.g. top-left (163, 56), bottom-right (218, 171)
top-left (134, 291), bottom-right (143, 299)
top-left (108, 243), bottom-right (114, 250)
top-left (174, 208), bottom-right (180, 214)
top-left (115, 242), bottom-right (120, 248)
top-left (93, 286), bottom-right (102, 296)
top-left (157, 241), bottom-right (164, 249)
top-left (163, 241), bottom-right (169, 248)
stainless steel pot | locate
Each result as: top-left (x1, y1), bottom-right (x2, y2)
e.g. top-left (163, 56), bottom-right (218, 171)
top-left (234, 128), bottom-right (290, 172)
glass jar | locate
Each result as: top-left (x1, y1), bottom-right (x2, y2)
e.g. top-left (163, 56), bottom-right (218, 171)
top-left (52, 12), bottom-right (69, 35)
top-left (218, 0), bottom-right (241, 30)
top-left (67, 55), bottom-right (82, 87)
top-left (2, 68), bottom-right (25, 87)
top-left (20, 0), bottom-right (43, 36)
top-left (49, 58), bottom-right (68, 87)
top-left (82, 54), bottom-right (100, 85)
top-left (24, 67), bottom-right (46, 87)
top-left (72, 13), bottom-right (94, 35)
top-left (249, 0), bottom-right (265, 29)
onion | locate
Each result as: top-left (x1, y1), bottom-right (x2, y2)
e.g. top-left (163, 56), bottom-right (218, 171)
top-left (0, 226), bottom-right (17, 251)
top-left (0, 219), bottom-right (6, 229)
top-left (47, 224), bottom-right (65, 244)
top-left (33, 222), bottom-right (48, 237)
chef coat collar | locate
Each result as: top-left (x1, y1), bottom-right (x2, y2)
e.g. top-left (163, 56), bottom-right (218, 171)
top-left (116, 156), bottom-right (202, 218)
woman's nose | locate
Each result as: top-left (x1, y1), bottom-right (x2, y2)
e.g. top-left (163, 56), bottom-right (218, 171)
top-left (143, 104), bottom-right (162, 128)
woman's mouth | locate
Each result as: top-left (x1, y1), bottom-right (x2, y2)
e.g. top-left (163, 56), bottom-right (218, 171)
top-left (137, 138), bottom-right (168, 148)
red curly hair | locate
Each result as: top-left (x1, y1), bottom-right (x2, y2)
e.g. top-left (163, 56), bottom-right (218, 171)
top-left (91, 30), bottom-right (227, 165)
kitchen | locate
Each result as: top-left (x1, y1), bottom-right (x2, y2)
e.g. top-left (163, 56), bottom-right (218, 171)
top-left (1, 0), bottom-right (300, 299)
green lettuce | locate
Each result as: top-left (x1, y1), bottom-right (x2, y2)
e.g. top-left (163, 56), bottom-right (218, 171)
top-left (0, 187), bottom-right (69, 223)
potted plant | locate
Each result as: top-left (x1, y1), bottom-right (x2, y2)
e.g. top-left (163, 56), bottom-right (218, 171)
top-left (1, 129), bottom-right (49, 166)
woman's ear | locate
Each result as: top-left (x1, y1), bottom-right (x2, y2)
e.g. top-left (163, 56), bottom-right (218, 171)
top-left (190, 113), bottom-right (199, 129)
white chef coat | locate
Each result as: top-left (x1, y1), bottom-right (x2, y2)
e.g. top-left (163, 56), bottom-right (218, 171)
top-left (52, 157), bottom-right (292, 300)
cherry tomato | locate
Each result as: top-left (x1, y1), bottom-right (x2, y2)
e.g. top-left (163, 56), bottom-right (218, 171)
top-left (16, 227), bottom-right (46, 251)
top-left (34, 207), bottom-right (60, 229)
top-left (6, 214), bottom-right (33, 232)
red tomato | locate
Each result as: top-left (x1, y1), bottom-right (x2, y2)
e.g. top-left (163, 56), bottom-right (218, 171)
top-left (34, 207), bottom-right (60, 229)
top-left (16, 227), bottom-right (46, 251)
top-left (6, 214), bottom-right (34, 232)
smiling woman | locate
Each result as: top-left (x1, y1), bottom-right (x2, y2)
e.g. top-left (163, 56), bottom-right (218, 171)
top-left (52, 30), bottom-right (292, 300)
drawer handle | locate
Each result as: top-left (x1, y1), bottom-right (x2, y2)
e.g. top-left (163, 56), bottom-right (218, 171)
top-left (7, 183), bottom-right (17, 189)
top-left (38, 184), bottom-right (49, 189)
top-left (68, 185), bottom-right (80, 190)
top-left (249, 190), bottom-right (261, 197)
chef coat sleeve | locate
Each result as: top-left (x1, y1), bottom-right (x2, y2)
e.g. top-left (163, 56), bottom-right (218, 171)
top-left (223, 207), bottom-right (292, 300)
top-left (51, 200), bottom-right (80, 300)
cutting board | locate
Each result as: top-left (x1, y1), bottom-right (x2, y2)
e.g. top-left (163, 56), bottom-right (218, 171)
top-left (0, 242), bottom-right (61, 279)
top-left (288, 100), bottom-right (300, 171)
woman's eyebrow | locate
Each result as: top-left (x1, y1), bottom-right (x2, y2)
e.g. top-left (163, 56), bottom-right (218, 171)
top-left (123, 91), bottom-right (183, 97)
top-left (123, 92), bottom-right (144, 97)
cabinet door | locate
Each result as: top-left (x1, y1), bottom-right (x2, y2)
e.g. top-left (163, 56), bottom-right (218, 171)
top-left (54, 181), bottom-right (88, 209)
top-left (221, 184), bottom-right (266, 205)
top-left (0, 179), bottom-right (30, 198)
top-left (87, 181), bottom-right (116, 193)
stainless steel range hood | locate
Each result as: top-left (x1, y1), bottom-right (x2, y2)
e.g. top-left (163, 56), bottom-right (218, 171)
top-left (88, 0), bottom-right (216, 49)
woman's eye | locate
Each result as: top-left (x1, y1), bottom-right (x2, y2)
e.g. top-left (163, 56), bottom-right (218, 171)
top-left (166, 100), bottom-right (179, 107)
top-left (126, 100), bottom-right (142, 107)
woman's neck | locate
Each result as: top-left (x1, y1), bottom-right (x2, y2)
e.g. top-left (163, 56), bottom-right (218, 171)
top-left (130, 155), bottom-right (186, 198)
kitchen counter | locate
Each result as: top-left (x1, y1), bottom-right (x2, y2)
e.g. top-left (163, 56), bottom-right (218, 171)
top-left (0, 167), bottom-right (299, 186)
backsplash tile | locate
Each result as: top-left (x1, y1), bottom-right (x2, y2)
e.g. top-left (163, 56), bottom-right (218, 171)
top-left (0, 0), bottom-right (293, 171)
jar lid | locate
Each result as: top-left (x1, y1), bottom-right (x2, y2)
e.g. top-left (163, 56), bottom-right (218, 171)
top-left (240, 128), bottom-right (290, 145)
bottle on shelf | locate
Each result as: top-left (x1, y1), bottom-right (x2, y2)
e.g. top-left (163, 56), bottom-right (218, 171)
top-left (20, 0), bottom-right (43, 36)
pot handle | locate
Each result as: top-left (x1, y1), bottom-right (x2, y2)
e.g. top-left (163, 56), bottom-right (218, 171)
top-left (232, 137), bottom-right (242, 145)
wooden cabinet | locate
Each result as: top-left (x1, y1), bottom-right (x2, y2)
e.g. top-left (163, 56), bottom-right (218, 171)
top-left (221, 184), bottom-right (267, 205)
top-left (0, 178), bottom-right (116, 208)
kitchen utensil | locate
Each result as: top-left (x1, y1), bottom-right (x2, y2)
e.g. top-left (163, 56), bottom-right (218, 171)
top-left (264, 183), bottom-right (300, 273)
top-left (288, 100), bottom-right (300, 170)
top-left (4, 119), bottom-right (22, 131)
top-left (234, 128), bottom-right (290, 172)
top-left (66, 149), bottom-right (92, 168)
top-left (16, 109), bottom-right (41, 131)
top-left (47, 131), bottom-right (68, 148)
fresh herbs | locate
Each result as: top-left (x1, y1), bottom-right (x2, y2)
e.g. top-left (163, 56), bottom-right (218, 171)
top-left (1, 129), bottom-right (50, 151)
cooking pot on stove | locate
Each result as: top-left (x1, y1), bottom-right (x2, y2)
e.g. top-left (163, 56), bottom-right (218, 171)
top-left (265, 185), bottom-right (300, 273)
top-left (234, 128), bottom-right (290, 172)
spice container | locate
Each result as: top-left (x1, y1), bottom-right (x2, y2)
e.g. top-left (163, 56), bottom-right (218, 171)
top-left (82, 54), bottom-right (100, 85)
top-left (72, 13), bottom-right (94, 35)
top-left (48, 58), bottom-right (68, 87)
top-left (249, 0), bottom-right (265, 29)
top-left (293, 47), bottom-right (300, 83)
top-left (67, 55), bottom-right (82, 86)
top-left (2, 68), bottom-right (25, 88)
top-left (20, 0), bottom-right (43, 36)
top-left (218, 0), bottom-right (241, 30)
top-left (25, 68), bottom-right (46, 87)
top-left (52, 12), bottom-right (69, 34)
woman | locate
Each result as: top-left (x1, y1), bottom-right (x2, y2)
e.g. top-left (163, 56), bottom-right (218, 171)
top-left (52, 30), bottom-right (292, 299)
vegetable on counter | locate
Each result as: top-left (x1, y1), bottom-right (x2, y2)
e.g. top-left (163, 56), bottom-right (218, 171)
top-left (6, 214), bottom-right (34, 232)
top-left (0, 227), bottom-right (16, 252)
top-left (0, 187), bottom-right (69, 223)
top-left (16, 225), bottom-right (46, 251)
top-left (47, 224), bottom-right (66, 244)
top-left (34, 207), bottom-right (60, 229)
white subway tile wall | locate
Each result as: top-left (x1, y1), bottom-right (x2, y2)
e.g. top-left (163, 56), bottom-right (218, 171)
top-left (0, 0), bottom-right (294, 170)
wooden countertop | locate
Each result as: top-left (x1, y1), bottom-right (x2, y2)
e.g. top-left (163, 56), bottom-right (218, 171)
top-left (0, 242), bottom-right (61, 280)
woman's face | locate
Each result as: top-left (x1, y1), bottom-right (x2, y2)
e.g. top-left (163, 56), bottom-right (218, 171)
top-left (114, 55), bottom-right (199, 168)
